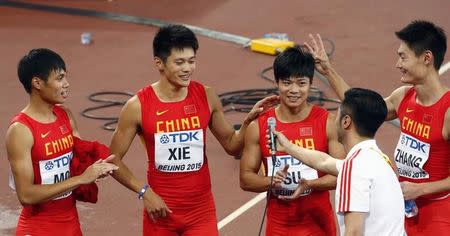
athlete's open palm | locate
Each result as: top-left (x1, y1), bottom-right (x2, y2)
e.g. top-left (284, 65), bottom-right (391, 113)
top-left (278, 178), bottom-right (310, 201)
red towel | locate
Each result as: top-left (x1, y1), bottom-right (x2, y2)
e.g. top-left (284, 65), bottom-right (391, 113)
top-left (70, 137), bottom-right (110, 203)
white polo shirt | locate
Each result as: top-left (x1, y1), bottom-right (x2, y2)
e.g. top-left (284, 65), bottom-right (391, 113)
top-left (335, 140), bottom-right (406, 236)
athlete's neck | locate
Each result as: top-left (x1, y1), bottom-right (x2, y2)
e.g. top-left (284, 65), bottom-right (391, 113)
top-left (152, 80), bottom-right (188, 102)
top-left (275, 103), bottom-right (312, 123)
top-left (412, 70), bottom-right (448, 106)
top-left (23, 94), bottom-right (57, 123)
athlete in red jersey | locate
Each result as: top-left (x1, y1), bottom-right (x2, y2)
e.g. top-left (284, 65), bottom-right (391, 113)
top-left (109, 24), bottom-right (278, 235)
top-left (306, 20), bottom-right (450, 235)
top-left (240, 47), bottom-right (345, 236)
top-left (6, 49), bottom-right (118, 236)
top-left (396, 88), bottom-right (450, 234)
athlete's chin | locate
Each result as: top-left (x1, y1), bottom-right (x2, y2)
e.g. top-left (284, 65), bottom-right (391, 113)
top-left (400, 76), bottom-right (412, 84)
top-left (178, 79), bottom-right (191, 87)
top-left (284, 99), bottom-right (304, 108)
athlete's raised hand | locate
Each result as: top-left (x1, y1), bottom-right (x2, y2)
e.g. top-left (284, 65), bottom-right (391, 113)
top-left (144, 190), bottom-right (172, 222)
top-left (304, 34), bottom-right (332, 75)
top-left (245, 95), bottom-right (279, 122)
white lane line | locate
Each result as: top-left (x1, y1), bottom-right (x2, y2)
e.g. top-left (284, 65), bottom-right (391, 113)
top-left (217, 192), bottom-right (267, 230)
top-left (439, 61), bottom-right (450, 75)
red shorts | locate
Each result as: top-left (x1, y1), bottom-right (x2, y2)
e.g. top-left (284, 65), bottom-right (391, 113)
top-left (16, 205), bottom-right (82, 236)
top-left (405, 197), bottom-right (450, 235)
top-left (143, 192), bottom-right (218, 236)
top-left (266, 191), bottom-right (335, 236)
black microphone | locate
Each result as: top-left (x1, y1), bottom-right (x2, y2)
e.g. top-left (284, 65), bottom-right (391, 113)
top-left (267, 117), bottom-right (277, 159)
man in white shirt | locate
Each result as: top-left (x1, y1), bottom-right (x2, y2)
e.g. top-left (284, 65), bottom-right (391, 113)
top-left (272, 88), bottom-right (405, 236)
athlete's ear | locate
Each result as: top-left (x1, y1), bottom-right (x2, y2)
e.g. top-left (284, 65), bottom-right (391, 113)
top-left (422, 50), bottom-right (433, 67)
top-left (31, 77), bottom-right (42, 91)
top-left (154, 57), bottom-right (164, 71)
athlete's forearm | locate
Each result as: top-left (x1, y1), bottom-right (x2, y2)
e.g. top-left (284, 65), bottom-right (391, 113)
top-left (226, 119), bottom-right (252, 156)
top-left (321, 66), bottom-right (351, 101)
top-left (111, 160), bottom-right (146, 194)
top-left (16, 176), bottom-right (83, 205)
top-left (240, 172), bottom-right (271, 193)
top-left (421, 176), bottom-right (450, 196)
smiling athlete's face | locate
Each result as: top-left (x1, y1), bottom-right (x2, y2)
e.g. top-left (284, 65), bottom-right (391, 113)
top-left (35, 69), bottom-right (69, 104)
top-left (277, 76), bottom-right (311, 109)
top-left (157, 47), bottom-right (196, 88)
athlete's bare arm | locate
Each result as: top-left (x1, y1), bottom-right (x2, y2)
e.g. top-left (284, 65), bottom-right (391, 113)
top-left (110, 96), bottom-right (143, 191)
top-left (6, 123), bottom-right (116, 205)
top-left (109, 96), bottom-right (171, 220)
top-left (206, 86), bottom-right (278, 156)
top-left (239, 121), bottom-right (284, 192)
top-left (343, 212), bottom-right (365, 236)
top-left (444, 107), bottom-right (450, 141)
top-left (384, 86), bottom-right (411, 121)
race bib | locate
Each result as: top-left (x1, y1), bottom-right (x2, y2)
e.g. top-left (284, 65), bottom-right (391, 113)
top-left (394, 132), bottom-right (430, 179)
top-left (267, 155), bottom-right (318, 196)
top-left (154, 129), bottom-right (204, 172)
top-left (39, 151), bottom-right (73, 200)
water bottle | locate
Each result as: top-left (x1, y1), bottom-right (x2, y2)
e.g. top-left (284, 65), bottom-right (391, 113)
top-left (404, 200), bottom-right (418, 218)
top-left (81, 32), bottom-right (92, 45)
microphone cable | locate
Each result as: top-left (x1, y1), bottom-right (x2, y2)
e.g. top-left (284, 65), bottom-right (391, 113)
top-left (257, 155), bottom-right (277, 236)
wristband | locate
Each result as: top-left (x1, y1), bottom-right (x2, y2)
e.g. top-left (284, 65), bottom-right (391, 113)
top-left (138, 184), bottom-right (150, 200)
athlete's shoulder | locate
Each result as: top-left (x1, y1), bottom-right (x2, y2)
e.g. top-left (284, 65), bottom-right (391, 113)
top-left (10, 111), bottom-right (28, 125)
top-left (136, 84), bottom-right (154, 96)
top-left (6, 121), bottom-right (33, 145)
top-left (392, 86), bottom-right (414, 101)
top-left (125, 95), bottom-right (141, 109)
top-left (309, 105), bottom-right (329, 120)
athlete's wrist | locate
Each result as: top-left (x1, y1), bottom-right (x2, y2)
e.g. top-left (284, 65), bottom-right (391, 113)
top-left (417, 182), bottom-right (429, 197)
top-left (242, 118), bottom-right (252, 127)
top-left (138, 184), bottom-right (151, 200)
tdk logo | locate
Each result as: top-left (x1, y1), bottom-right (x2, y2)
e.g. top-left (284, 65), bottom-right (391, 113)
top-left (161, 132), bottom-right (200, 144)
top-left (47, 154), bottom-right (72, 169)
top-left (402, 135), bottom-right (428, 153)
top-left (160, 134), bottom-right (170, 144)
top-left (278, 156), bottom-right (301, 166)
top-left (45, 161), bottom-right (54, 170)
top-left (274, 159), bottom-right (281, 167)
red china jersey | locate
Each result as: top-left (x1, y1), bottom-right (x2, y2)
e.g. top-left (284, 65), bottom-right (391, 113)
top-left (137, 81), bottom-right (212, 209)
top-left (395, 88), bottom-right (450, 200)
top-left (258, 106), bottom-right (336, 235)
top-left (11, 105), bottom-right (81, 236)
